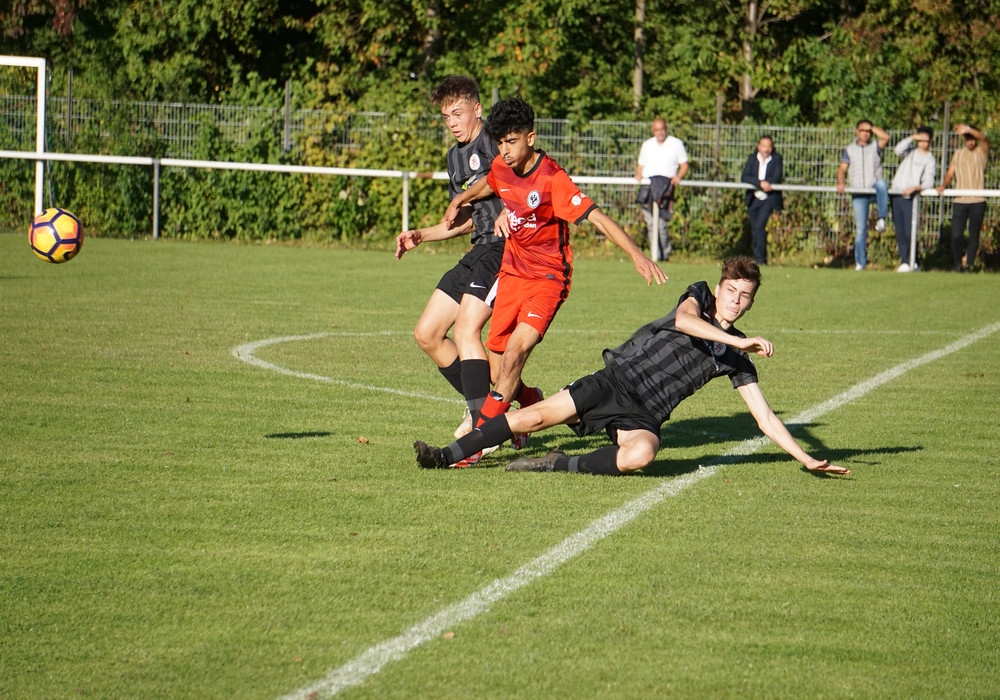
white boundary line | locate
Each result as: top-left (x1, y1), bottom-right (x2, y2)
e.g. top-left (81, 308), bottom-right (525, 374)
top-left (276, 321), bottom-right (1000, 699)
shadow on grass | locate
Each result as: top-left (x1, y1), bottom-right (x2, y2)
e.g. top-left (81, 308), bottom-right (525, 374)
top-left (508, 412), bottom-right (920, 479)
top-left (265, 431), bottom-right (334, 439)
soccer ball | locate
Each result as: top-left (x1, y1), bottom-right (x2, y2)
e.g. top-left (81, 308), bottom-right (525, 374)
top-left (29, 207), bottom-right (84, 264)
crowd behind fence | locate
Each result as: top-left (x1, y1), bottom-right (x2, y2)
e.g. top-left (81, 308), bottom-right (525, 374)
top-left (1, 93), bottom-right (998, 256)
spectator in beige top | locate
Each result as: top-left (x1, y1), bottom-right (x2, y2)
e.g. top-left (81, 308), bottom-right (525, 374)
top-left (937, 124), bottom-right (990, 272)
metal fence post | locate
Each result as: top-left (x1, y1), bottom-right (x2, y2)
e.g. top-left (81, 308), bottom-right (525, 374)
top-left (936, 101), bottom-right (951, 237)
top-left (283, 80), bottom-right (292, 152)
top-left (152, 159), bottom-right (160, 239)
top-left (650, 203), bottom-right (659, 261)
top-left (401, 171), bottom-right (410, 232)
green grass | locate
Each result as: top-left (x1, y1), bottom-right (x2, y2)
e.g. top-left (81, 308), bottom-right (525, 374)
top-left (2, 233), bottom-right (999, 699)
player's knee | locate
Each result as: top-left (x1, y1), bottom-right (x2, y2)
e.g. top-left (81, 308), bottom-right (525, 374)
top-left (412, 326), bottom-right (431, 351)
top-left (507, 407), bottom-right (547, 434)
top-left (413, 322), bottom-right (440, 352)
top-left (616, 442), bottom-right (658, 473)
top-left (452, 323), bottom-right (481, 349)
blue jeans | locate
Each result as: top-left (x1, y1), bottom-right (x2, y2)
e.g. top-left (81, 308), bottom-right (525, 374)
top-left (851, 180), bottom-right (889, 268)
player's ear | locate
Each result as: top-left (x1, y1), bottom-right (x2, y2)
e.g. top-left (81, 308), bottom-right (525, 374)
top-left (527, 131), bottom-right (537, 147)
top-left (474, 102), bottom-right (482, 119)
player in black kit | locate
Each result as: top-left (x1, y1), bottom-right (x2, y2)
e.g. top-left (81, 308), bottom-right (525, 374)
top-left (396, 76), bottom-right (543, 441)
top-left (414, 257), bottom-right (850, 476)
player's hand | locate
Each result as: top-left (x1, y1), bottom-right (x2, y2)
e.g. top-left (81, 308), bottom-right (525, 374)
top-left (634, 256), bottom-right (668, 286)
top-left (494, 209), bottom-right (512, 238)
top-left (805, 459), bottom-right (851, 475)
top-left (395, 230), bottom-right (421, 259)
top-left (442, 199), bottom-right (464, 229)
top-left (836, 183), bottom-right (846, 194)
top-left (740, 336), bottom-right (773, 357)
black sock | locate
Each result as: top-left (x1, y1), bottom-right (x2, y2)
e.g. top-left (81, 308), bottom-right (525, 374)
top-left (443, 415), bottom-right (513, 464)
top-left (438, 357), bottom-right (464, 395)
top-left (460, 359), bottom-right (491, 419)
top-left (551, 446), bottom-right (622, 475)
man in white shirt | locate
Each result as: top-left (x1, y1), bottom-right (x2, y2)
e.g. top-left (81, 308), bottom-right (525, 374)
top-left (635, 118), bottom-right (689, 261)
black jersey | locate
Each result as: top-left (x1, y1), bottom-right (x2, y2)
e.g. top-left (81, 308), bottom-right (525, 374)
top-left (446, 126), bottom-right (505, 246)
top-left (601, 281), bottom-right (758, 425)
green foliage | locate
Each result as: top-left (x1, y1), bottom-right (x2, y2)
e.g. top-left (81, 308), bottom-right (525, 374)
top-left (5, 0), bottom-right (1000, 126)
top-left (46, 103), bottom-right (165, 237)
top-left (159, 114), bottom-right (310, 241)
top-left (674, 188), bottom-right (750, 259)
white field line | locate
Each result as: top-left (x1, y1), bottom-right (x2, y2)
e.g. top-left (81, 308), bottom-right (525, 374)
top-left (231, 333), bottom-right (456, 404)
top-left (276, 320), bottom-right (1000, 700)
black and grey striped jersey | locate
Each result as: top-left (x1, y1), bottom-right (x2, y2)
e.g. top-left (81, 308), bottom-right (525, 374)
top-left (446, 126), bottom-right (505, 246)
top-left (601, 281), bottom-right (758, 425)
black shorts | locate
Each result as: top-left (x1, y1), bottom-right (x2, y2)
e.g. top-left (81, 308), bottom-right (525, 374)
top-left (567, 369), bottom-right (661, 444)
top-left (436, 241), bottom-right (505, 305)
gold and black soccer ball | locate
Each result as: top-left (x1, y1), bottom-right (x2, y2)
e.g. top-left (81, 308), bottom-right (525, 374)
top-left (29, 207), bottom-right (84, 264)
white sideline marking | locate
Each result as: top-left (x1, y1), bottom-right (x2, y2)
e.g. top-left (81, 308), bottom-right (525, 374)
top-left (278, 321), bottom-right (1000, 699)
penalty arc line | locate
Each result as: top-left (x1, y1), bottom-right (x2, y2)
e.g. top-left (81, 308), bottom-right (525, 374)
top-left (277, 321), bottom-right (1000, 700)
top-left (232, 333), bottom-right (457, 404)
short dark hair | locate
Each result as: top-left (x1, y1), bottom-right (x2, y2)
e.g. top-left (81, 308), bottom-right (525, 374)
top-left (484, 97), bottom-right (534, 141)
top-left (431, 76), bottom-right (481, 108)
top-left (916, 125), bottom-right (934, 139)
top-left (720, 256), bottom-right (762, 290)
top-left (857, 119), bottom-right (873, 129)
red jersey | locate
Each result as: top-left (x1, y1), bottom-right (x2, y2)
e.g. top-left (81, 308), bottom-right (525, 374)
top-left (486, 151), bottom-right (597, 284)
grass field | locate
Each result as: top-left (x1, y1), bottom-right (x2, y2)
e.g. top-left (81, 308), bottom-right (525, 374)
top-left (2, 233), bottom-right (999, 699)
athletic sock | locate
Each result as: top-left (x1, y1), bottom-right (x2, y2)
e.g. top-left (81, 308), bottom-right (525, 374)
top-left (551, 446), bottom-right (622, 475)
top-left (443, 415), bottom-right (514, 465)
top-left (438, 357), bottom-right (464, 395)
top-left (475, 391), bottom-right (512, 428)
top-left (460, 359), bottom-right (491, 421)
top-left (515, 383), bottom-right (543, 408)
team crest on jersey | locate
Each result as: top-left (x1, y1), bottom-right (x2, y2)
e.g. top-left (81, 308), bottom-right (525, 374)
top-left (526, 190), bottom-right (541, 209)
top-left (571, 194), bottom-right (583, 206)
top-left (712, 341), bottom-right (726, 356)
top-left (469, 153), bottom-right (481, 170)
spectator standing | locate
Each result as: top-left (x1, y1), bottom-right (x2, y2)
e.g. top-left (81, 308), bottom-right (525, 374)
top-left (635, 118), bottom-right (688, 261)
top-left (890, 127), bottom-right (936, 273)
top-left (837, 120), bottom-right (890, 270)
top-left (740, 135), bottom-right (783, 265)
top-left (937, 124), bottom-right (990, 272)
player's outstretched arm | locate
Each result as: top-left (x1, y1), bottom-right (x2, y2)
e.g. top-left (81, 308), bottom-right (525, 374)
top-left (737, 383), bottom-right (851, 475)
top-left (585, 208), bottom-right (667, 286)
top-left (396, 207), bottom-right (474, 259)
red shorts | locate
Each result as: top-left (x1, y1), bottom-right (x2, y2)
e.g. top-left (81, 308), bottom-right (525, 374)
top-left (486, 272), bottom-right (570, 353)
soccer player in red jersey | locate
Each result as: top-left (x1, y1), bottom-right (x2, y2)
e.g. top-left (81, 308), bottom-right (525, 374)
top-left (439, 97), bottom-right (667, 465)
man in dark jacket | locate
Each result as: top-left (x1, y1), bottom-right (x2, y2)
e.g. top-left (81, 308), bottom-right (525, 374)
top-left (740, 135), bottom-right (783, 265)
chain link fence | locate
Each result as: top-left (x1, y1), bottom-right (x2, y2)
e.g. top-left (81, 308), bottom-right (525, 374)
top-left (2, 92), bottom-right (998, 264)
